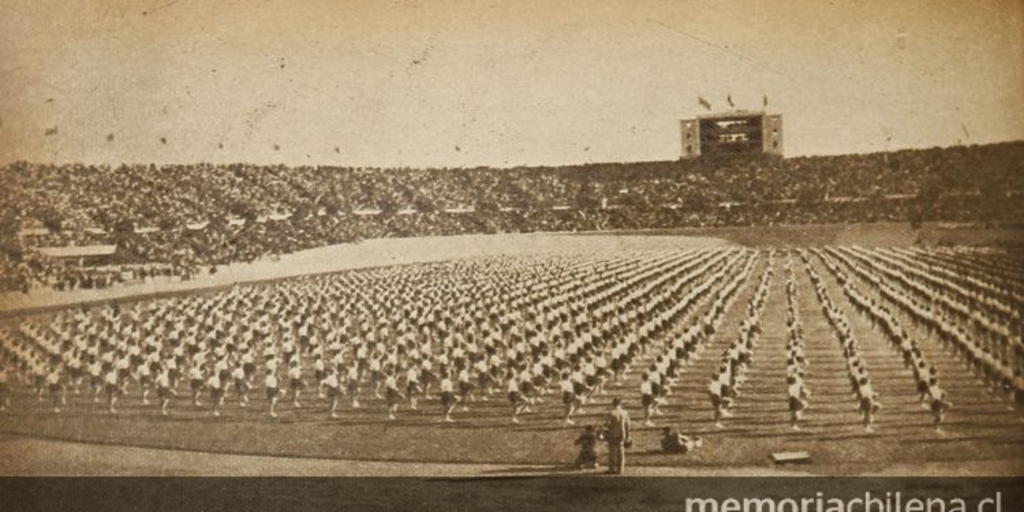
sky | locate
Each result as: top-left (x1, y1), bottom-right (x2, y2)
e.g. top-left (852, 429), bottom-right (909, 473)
top-left (0, 0), bottom-right (1022, 168)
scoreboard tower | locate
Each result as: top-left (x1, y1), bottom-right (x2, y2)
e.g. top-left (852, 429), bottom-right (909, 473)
top-left (681, 111), bottom-right (783, 159)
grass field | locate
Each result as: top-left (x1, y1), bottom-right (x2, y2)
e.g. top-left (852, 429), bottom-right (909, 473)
top-left (1, 223), bottom-right (1022, 476)
top-left (583, 222), bottom-right (1024, 248)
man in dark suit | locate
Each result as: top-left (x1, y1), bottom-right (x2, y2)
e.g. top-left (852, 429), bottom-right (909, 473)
top-left (604, 397), bottom-right (631, 474)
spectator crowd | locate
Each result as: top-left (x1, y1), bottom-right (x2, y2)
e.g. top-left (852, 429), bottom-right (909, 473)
top-left (1, 142), bottom-right (1021, 292)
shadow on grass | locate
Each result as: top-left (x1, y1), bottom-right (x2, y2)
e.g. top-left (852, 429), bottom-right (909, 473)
top-left (476, 464), bottom-right (593, 476)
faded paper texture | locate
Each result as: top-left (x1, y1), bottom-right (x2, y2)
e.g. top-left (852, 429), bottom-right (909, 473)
top-left (0, 0), bottom-right (1022, 480)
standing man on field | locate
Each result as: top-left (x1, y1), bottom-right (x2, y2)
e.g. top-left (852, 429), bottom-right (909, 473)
top-left (604, 397), bottom-right (631, 475)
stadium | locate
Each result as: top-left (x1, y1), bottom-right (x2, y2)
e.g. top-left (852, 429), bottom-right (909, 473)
top-left (0, 0), bottom-right (1022, 482)
top-left (1, 140), bottom-right (1022, 476)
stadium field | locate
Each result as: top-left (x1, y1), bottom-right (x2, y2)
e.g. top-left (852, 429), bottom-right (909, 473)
top-left (3, 222), bottom-right (1020, 314)
top-left (0, 231), bottom-right (731, 314)
top-left (0, 224), bottom-right (1022, 476)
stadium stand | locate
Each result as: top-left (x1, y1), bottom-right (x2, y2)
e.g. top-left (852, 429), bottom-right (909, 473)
top-left (1, 142), bottom-right (1021, 292)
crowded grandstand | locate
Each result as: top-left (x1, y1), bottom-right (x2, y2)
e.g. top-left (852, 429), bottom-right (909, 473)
top-left (1, 142), bottom-right (1021, 294)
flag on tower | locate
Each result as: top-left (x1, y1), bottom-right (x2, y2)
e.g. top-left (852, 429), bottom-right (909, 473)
top-left (698, 96), bottom-right (711, 110)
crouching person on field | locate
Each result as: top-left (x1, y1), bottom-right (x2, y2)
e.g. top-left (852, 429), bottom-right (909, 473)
top-left (661, 426), bottom-right (703, 455)
top-left (574, 425), bottom-right (599, 469)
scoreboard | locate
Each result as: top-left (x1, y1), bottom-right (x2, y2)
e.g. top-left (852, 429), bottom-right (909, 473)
top-left (681, 111), bottom-right (783, 159)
